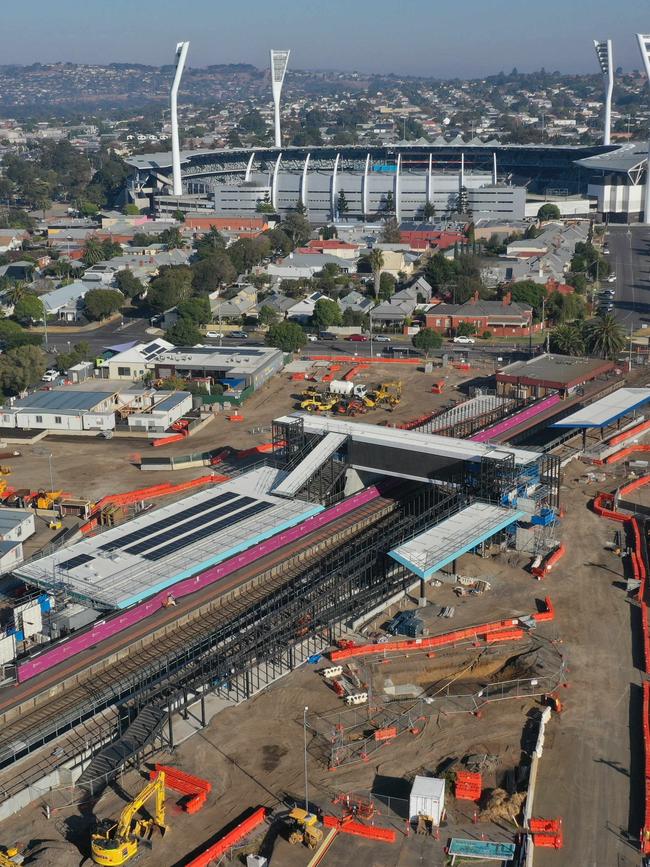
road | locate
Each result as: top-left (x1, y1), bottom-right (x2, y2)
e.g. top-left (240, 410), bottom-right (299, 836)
top-left (606, 224), bottom-right (650, 332)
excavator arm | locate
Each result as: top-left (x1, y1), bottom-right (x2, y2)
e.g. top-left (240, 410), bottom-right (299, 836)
top-left (115, 773), bottom-right (166, 841)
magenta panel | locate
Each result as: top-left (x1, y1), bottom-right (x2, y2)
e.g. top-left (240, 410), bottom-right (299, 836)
top-left (17, 485), bottom-right (381, 683)
top-left (470, 394), bottom-right (561, 443)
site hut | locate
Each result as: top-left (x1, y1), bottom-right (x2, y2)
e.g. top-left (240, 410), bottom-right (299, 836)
top-left (496, 353), bottom-right (616, 400)
top-left (153, 345), bottom-right (284, 395)
top-left (127, 391), bottom-right (192, 433)
top-left (0, 389), bottom-right (118, 433)
top-left (0, 509), bottom-right (36, 573)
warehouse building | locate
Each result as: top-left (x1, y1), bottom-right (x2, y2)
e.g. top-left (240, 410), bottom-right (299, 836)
top-left (153, 346), bottom-right (284, 393)
top-left (496, 354), bottom-right (615, 399)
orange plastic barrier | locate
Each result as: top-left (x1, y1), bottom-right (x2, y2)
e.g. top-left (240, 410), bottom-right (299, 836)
top-left (330, 617), bottom-right (521, 661)
top-left (226, 414), bottom-right (244, 422)
top-left (151, 432), bottom-right (187, 447)
top-left (322, 815), bottom-right (396, 842)
top-left (642, 682), bottom-right (650, 854)
top-left (373, 727), bottom-right (397, 741)
top-left (484, 628), bottom-right (525, 644)
top-left (398, 412), bottom-right (437, 431)
top-left (310, 355), bottom-right (420, 365)
top-left (530, 817), bottom-right (564, 849)
top-left (531, 544), bottom-right (566, 578)
top-left (609, 419), bottom-right (650, 448)
top-left (343, 364), bottom-right (369, 381)
top-left (455, 771), bottom-right (482, 801)
top-left (532, 596), bottom-right (555, 623)
top-left (150, 764), bottom-right (211, 814)
top-left (185, 807), bottom-right (267, 867)
top-left (606, 445), bottom-right (650, 465)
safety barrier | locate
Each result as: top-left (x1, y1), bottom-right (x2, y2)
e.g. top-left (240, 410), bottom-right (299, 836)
top-left (150, 764), bottom-right (211, 814)
top-left (609, 419), bottom-right (650, 448)
top-left (531, 544), bottom-right (566, 579)
top-left (185, 806), bottom-right (267, 867)
top-left (309, 354), bottom-right (421, 365)
top-left (532, 597), bottom-right (555, 623)
top-left (322, 814), bottom-right (397, 842)
top-left (151, 431), bottom-right (187, 448)
top-left (343, 364), bottom-right (368, 381)
top-left (455, 770), bottom-right (482, 801)
top-left (329, 616), bottom-right (527, 661)
top-left (485, 628), bottom-right (525, 644)
top-left (605, 445), bottom-right (650, 465)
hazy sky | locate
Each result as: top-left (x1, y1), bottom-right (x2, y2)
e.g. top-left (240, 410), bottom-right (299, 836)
top-left (4, 0), bottom-right (650, 77)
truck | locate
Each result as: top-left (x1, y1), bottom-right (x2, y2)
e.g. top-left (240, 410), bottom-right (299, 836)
top-left (329, 380), bottom-right (367, 398)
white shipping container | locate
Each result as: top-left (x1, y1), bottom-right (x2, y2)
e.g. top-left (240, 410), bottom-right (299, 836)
top-left (409, 775), bottom-right (445, 825)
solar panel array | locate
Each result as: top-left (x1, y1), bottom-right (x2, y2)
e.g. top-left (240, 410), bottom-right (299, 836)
top-left (58, 553), bottom-right (94, 571)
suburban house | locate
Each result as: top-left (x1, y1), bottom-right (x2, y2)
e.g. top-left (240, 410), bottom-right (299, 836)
top-left (371, 298), bottom-right (417, 326)
top-left (338, 290), bottom-right (374, 316)
top-left (258, 290), bottom-right (299, 319)
top-left (267, 252), bottom-right (353, 281)
top-left (286, 291), bottom-right (328, 322)
top-left (210, 285), bottom-right (257, 321)
top-left (96, 338), bottom-right (175, 381)
top-left (425, 291), bottom-right (537, 337)
top-left (303, 239), bottom-right (360, 259)
top-left (41, 281), bottom-right (123, 322)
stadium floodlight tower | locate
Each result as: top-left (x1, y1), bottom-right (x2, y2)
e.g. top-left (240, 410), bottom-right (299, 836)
top-left (593, 39), bottom-right (613, 146)
top-left (637, 34), bottom-right (650, 223)
top-left (171, 41), bottom-right (190, 197)
top-left (270, 49), bottom-right (290, 148)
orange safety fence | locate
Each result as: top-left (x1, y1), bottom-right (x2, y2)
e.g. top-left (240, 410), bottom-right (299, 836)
top-left (330, 616), bottom-right (527, 661)
top-left (485, 628), bottom-right (526, 644)
top-left (322, 815), bottom-right (396, 842)
top-left (455, 771), bottom-right (482, 801)
top-left (150, 764), bottom-right (211, 814)
top-left (398, 412), bottom-right (437, 431)
top-left (531, 544), bottom-right (566, 578)
top-left (609, 418), bottom-right (650, 448)
top-left (605, 445), bottom-right (650, 465)
top-left (185, 807), bottom-right (268, 867)
top-left (151, 432), bottom-right (188, 447)
top-left (373, 727), bottom-right (397, 741)
top-left (343, 364), bottom-right (369, 381)
top-left (532, 596), bottom-right (555, 622)
top-left (310, 355), bottom-right (421, 365)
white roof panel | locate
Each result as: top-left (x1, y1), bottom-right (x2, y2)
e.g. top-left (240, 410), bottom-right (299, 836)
top-left (552, 387), bottom-right (650, 428)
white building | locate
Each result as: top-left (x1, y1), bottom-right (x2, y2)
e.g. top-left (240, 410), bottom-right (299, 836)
top-left (127, 391), bottom-right (192, 432)
top-left (97, 339), bottom-right (175, 381)
top-left (0, 509), bottom-right (36, 543)
top-left (0, 390), bottom-right (117, 433)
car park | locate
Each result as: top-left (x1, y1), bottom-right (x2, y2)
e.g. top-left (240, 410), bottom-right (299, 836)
top-left (453, 335), bottom-right (476, 344)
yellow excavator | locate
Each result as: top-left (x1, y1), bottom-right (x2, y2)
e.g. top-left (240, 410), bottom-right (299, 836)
top-left (91, 772), bottom-right (167, 866)
top-left (371, 380), bottom-right (402, 408)
top-left (0, 847), bottom-right (23, 865)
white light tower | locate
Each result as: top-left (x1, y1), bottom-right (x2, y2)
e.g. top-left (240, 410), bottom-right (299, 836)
top-left (270, 49), bottom-right (290, 148)
top-left (171, 41), bottom-right (190, 196)
top-left (636, 34), bottom-right (650, 223)
top-left (593, 39), bottom-right (613, 146)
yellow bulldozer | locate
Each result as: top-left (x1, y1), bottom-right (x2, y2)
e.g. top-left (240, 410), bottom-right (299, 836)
top-left (91, 772), bottom-right (167, 866)
top-left (287, 808), bottom-right (323, 849)
top-left (299, 396), bottom-right (339, 413)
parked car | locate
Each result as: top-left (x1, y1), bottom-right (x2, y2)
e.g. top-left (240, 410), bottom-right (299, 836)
top-left (374, 335), bottom-right (391, 342)
top-left (319, 331), bottom-right (336, 340)
top-left (306, 334), bottom-right (318, 342)
top-left (348, 333), bottom-right (368, 342)
top-left (41, 370), bottom-right (60, 383)
top-left (607, 274), bottom-right (616, 283)
top-left (453, 335), bottom-right (476, 344)
top-left (205, 331), bottom-right (224, 338)
top-left (229, 331), bottom-right (248, 339)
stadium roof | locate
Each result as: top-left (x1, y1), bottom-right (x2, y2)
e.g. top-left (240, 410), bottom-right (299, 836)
top-left (389, 502), bottom-right (524, 579)
top-left (15, 468), bottom-right (322, 610)
top-left (552, 387), bottom-right (650, 428)
top-left (575, 142), bottom-right (647, 180)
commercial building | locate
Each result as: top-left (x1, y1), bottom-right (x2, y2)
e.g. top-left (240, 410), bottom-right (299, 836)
top-left (153, 345), bottom-right (284, 392)
top-left (496, 353), bottom-right (615, 399)
top-left (96, 339), bottom-right (175, 381)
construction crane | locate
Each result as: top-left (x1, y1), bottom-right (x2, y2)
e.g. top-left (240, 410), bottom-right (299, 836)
top-left (91, 772), bottom-right (168, 866)
top-left (287, 808), bottom-right (323, 849)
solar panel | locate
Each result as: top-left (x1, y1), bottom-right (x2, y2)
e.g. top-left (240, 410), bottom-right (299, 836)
top-left (58, 553), bottom-right (94, 570)
top-left (144, 501), bottom-right (273, 561)
top-left (124, 495), bottom-right (255, 556)
top-left (99, 491), bottom-right (239, 552)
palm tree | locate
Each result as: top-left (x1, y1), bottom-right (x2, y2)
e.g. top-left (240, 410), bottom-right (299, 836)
top-left (4, 280), bottom-right (28, 307)
top-left (369, 248), bottom-right (384, 301)
top-left (584, 314), bottom-right (626, 360)
top-left (83, 238), bottom-right (103, 265)
top-left (549, 324), bottom-right (585, 356)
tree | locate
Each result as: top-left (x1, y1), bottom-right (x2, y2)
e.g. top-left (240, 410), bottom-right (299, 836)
top-left (160, 226), bottom-right (185, 249)
top-left (0, 345), bottom-right (46, 394)
top-left (0, 318), bottom-right (42, 349)
top-left (509, 281), bottom-right (547, 321)
top-left (266, 322), bottom-right (307, 353)
top-left (369, 248), bottom-right (384, 301)
top-left (380, 217), bottom-right (401, 243)
top-left (337, 189), bottom-right (349, 216)
top-left (114, 269), bottom-right (145, 299)
top-left (537, 203), bottom-right (561, 222)
top-left (282, 212), bottom-right (311, 248)
top-left (266, 227), bottom-right (292, 256)
top-left (412, 327), bottom-right (443, 357)
top-left (165, 318), bottom-right (202, 346)
top-left (3, 281), bottom-right (28, 307)
top-left (422, 201), bottom-right (436, 220)
top-left (584, 314), bottom-right (625, 359)
top-left (13, 294), bottom-right (44, 324)
top-left (258, 305), bottom-right (279, 326)
top-left (549, 324), bottom-right (585, 356)
top-left (456, 321), bottom-right (477, 336)
top-left (384, 191), bottom-right (395, 214)
top-left (567, 273), bottom-right (588, 294)
top-left (176, 297), bottom-right (212, 325)
top-left (83, 238), bottom-right (104, 265)
top-left (123, 204), bottom-right (140, 215)
top-left (342, 308), bottom-right (368, 327)
top-left (379, 272), bottom-right (396, 301)
top-left (313, 297), bottom-right (342, 330)
top-left (147, 266), bottom-right (193, 313)
top-left (191, 254), bottom-right (236, 292)
top-left (195, 227), bottom-right (226, 259)
top-left (101, 239), bottom-right (122, 260)
top-left (84, 289), bottom-right (123, 321)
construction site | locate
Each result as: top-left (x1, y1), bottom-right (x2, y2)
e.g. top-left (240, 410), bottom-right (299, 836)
top-left (0, 350), bottom-right (648, 866)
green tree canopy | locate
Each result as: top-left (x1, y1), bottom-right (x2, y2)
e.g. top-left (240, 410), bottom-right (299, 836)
top-left (509, 281), bottom-right (547, 321)
top-left (0, 318), bottom-right (42, 349)
top-left (84, 289), bottom-right (123, 321)
top-left (0, 345), bottom-right (46, 394)
top-left (147, 266), bottom-right (193, 313)
top-left (114, 269), bottom-right (145, 299)
top-left (165, 318), bottom-right (202, 346)
top-left (369, 248), bottom-right (384, 300)
top-left (176, 297), bottom-right (212, 326)
top-left (258, 305), bottom-right (279, 326)
top-left (379, 272), bottom-right (396, 301)
top-left (584, 314), bottom-right (625, 359)
top-left (537, 203), bottom-right (561, 222)
top-left (159, 226), bottom-right (185, 249)
top-left (195, 227), bottom-right (227, 260)
top-left (313, 297), bottom-right (342, 329)
top-left (281, 212), bottom-right (311, 248)
top-left (549, 324), bottom-right (585, 356)
top-left (13, 294), bottom-right (44, 324)
top-left (191, 254), bottom-right (237, 293)
top-left (412, 327), bottom-right (443, 357)
top-left (380, 217), bottom-right (401, 243)
top-left (456, 321), bottom-right (477, 336)
top-left (266, 321), bottom-right (307, 353)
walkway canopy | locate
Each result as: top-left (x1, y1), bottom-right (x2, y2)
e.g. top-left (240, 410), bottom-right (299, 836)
top-left (552, 388), bottom-right (650, 429)
top-left (389, 502), bottom-right (524, 579)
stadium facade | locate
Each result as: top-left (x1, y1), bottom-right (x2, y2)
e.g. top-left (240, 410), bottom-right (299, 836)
top-left (125, 140), bottom-right (645, 223)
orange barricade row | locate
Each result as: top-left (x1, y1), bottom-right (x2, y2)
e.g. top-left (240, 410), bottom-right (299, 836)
top-left (374, 727), bottom-right (397, 741)
top-left (532, 597), bottom-right (555, 622)
top-left (322, 815), bottom-right (396, 842)
top-left (185, 807), bottom-right (268, 867)
top-left (608, 419), bottom-right (650, 448)
top-left (531, 544), bottom-right (566, 578)
top-left (455, 771), bottom-right (482, 801)
top-left (484, 628), bottom-right (525, 644)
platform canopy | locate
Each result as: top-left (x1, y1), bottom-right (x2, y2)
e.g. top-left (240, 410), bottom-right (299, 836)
top-left (552, 387), bottom-right (650, 428)
top-left (388, 502), bottom-right (524, 579)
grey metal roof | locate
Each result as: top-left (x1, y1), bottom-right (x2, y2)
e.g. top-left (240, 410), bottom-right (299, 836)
top-left (498, 353), bottom-right (611, 385)
top-left (575, 142), bottom-right (647, 175)
top-left (13, 390), bottom-right (115, 412)
top-left (153, 391), bottom-right (191, 413)
top-left (0, 509), bottom-right (32, 532)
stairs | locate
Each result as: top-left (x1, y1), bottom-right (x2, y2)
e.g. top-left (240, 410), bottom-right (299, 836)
top-left (77, 704), bottom-right (167, 797)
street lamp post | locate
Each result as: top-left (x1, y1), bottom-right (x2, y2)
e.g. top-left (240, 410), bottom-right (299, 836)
top-left (369, 313), bottom-right (373, 359)
top-left (48, 454), bottom-right (54, 493)
top-left (303, 706), bottom-right (309, 814)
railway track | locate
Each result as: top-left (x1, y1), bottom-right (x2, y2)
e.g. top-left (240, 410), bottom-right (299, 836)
top-left (0, 492), bottom-right (397, 763)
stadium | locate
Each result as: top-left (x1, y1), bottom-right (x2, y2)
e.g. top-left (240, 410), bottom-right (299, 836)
top-left (124, 140), bottom-right (648, 223)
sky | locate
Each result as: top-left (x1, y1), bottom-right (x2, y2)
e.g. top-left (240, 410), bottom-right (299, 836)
top-left (4, 0), bottom-right (650, 78)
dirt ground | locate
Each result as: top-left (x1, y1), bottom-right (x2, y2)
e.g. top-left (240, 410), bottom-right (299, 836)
top-left (2, 359), bottom-right (489, 505)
